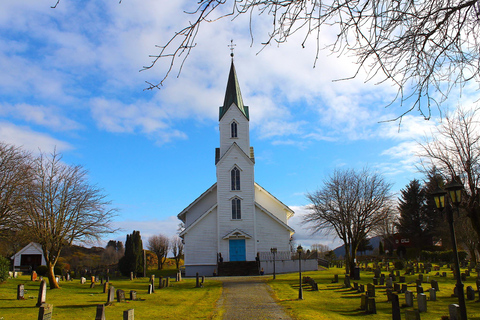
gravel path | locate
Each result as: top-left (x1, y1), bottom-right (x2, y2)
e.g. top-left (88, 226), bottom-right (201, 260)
top-left (215, 276), bottom-right (293, 320)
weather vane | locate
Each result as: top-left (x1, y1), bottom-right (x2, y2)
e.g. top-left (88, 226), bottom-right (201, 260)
top-left (228, 39), bottom-right (236, 58)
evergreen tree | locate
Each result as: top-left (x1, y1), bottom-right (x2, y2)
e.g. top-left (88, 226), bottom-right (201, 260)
top-left (397, 179), bottom-right (430, 248)
top-left (118, 230), bottom-right (144, 277)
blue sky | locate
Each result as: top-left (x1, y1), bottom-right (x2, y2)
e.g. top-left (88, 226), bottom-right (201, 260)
top-left (2, 0), bottom-right (477, 249)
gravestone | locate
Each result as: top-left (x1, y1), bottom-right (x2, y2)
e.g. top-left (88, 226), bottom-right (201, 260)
top-left (428, 288), bottom-right (436, 301)
top-left (31, 271), bottom-right (38, 281)
top-left (91, 276), bottom-right (95, 283)
top-left (452, 286), bottom-right (458, 297)
top-left (431, 279), bottom-right (439, 291)
top-left (399, 276), bottom-right (406, 283)
top-left (418, 293), bottom-right (427, 312)
top-left (17, 284), bottom-right (25, 300)
top-left (123, 309), bottom-right (134, 320)
top-left (148, 284), bottom-right (153, 294)
top-left (396, 270), bottom-right (400, 277)
top-left (38, 303), bottom-right (53, 320)
top-left (392, 294), bottom-right (401, 320)
top-left (442, 272), bottom-right (447, 277)
top-left (55, 276), bottom-right (60, 283)
top-left (367, 283), bottom-right (375, 297)
top-left (195, 273), bottom-right (202, 288)
top-left (467, 286), bottom-right (475, 300)
top-left (358, 284), bottom-right (365, 293)
top-left (386, 288), bottom-right (394, 302)
top-left (36, 280), bottom-right (47, 307)
top-left (150, 280), bottom-right (155, 293)
top-left (159, 276), bottom-right (164, 289)
top-left (405, 309), bottom-right (421, 320)
top-left (130, 290), bottom-right (137, 301)
top-left (332, 274), bottom-right (338, 283)
top-left (379, 277), bottom-right (385, 286)
top-left (416, 285), bottom-right (424, 294)
top-left (90, 282), bottom-right (95, 288)
top-left (167, 277), bottom-right (171, 287)
top-left (176, 271), bottom-right (182, 282)
top-left (367, 297), bottom-right (376, 314)
top-left (353, 282), bottom-right (358, 291)
top-left (405, 290), bottom-right (414, 307)
top-left (391, 274), bottom-right (397, 282)
top-left (374, 269), bottom-right (381, 278)
top-left (107, 286), bottom-right (115, 304)
top-left (103, 282), bottom-right (109, 293)
top-left (373, 278), bottom-right (378, 285)
top-left (95, 304), bottom-right (106, 320)
top-left (401, 284), bottom-right (408, 293)
top-left (65, 273), bottom-right (70, 281)
top-left (449, 304), bottom-right (460, 320)
top-left (130, 272), bottom-right (134, 281)
top-left (80, 277), bottom-right (86, 284)
top-left (386, 278), bottom-right (393, 288)
top-left (360, 294), bottom-right (367, 310)
top-left (418, 274), bottom-right (424, 282)
top-left (416, 279), bottom-right (422, 287)
top-left (394, 283), bottom-right (401, 292)
top-left (117, 289), bottom-right (126, 302)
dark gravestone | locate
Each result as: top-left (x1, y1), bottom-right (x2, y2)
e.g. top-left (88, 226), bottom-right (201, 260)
top-left (367, 283), bottom-right (375, 297)
top-left (379, 277), bottom-right (385, 286)
top-left (418, 293), bottom-right (427, 312)
top-left (38, 303), bottom-right (53, 320)
top-left (385, 278), bottom-right (392, 288)
top-left (353, 267), bottom-right (360, 280)
top-left (353, 282), bottom-right (358, 291)
top-left (467, 286), bottom-right (475, 300)
top-left (394, 283), bottom-right (401, 292)
top-left (452, 286), bottom-right (459, 297)
top-left (392, 293), bottom-right (401, 320)
top-left (90, 282), bottom-right (95, 288)
top-left (431, 279), bottom-right (439, 291)
top-left (386, 288), bottom-right (394, 301)
top-left (405, 290), bottom-right (414, 307)
top-left (416, 285), bottom-right (424, 294)
top-left (17, 284), bottom-right (25, 300)
top-left (195, 273), bottom-right (202, 288)
top-left (36, 280), bottom-right (47, 307)
top-left (418, 274), bottom-right (424, 282)
top-left (344, 275), bottom-right (351, 288)
top-left (332, 274), bottom-right (338, 283)
top-left (130, 290), bottom-right (137, 301)
top-left (373, 278), bottom-right (378, 285)
top-left (95, 304), bottom-right (106, 320)
top-left (405, 309), bottom-right (421, 320)
top-left (107, 286), bottom-right (115, 304)
top-left (123, 309), bottom-right (134, 320)
top-left (401, 284), bottom-right (408, 293)
top-left (159, 276), bottom-right (164, 289)
top-left (358, 284), bottom-right (365, 293)
top-left (117, 289), bottom-right (126, 302)
top-left (449, 304), bottom-right (460, 320)
top-left (416, 279), bottom-right (422, 287)
top-left (367, 297), bottom-right (376, 314)
top-left (399, 276), bottom-right (406, 283)
top-left (374, 269), bottom-right (381, 278)
top-left (442, 272), bottom-right (447, 277)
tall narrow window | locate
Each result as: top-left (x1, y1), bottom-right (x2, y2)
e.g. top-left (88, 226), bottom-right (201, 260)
top-left (232, 198), bottom-right (241, 219)
top-left (231, 167), bottom-right (240, 190)
top-left (231, 121), bottom-right (238, 138)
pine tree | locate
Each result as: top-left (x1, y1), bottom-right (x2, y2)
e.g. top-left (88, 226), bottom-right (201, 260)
top-left (118, 230), bottom-right (144, 277)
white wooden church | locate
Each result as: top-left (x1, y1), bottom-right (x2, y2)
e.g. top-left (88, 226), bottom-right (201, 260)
top-left (178, 59), bottom-right (295, 277)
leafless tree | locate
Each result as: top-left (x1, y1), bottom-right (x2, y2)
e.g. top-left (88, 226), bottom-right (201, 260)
top-left (310, 243), bottom-right (330, 258)
top-left (171, 236), bottom-right (184, 270)
top-left (147, 234), bottom-right (170, 270)
top-left (138, 0), bottom-right (480, 118)
top-left (0, 142), bottom-right (32, 234)
top-left (20, 151), bottom-right (117, 289)
top-left (304, 167), bottom-right (392, 277)
top-left (418, 107), bottom-right (480, 251)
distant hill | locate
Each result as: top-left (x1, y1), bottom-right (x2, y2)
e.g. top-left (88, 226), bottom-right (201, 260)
top-left (332, 236), bottom-right (382, 258)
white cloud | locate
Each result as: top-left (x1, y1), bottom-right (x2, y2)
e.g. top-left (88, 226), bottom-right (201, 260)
top-left (0, 122), bottom-right (72, 153)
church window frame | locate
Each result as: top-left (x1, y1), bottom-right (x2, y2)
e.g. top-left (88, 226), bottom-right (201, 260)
top-left (231, 198), bottom-right (241, 220)
top-left (231, 166), bottom-right (241, 191)
top-left (231, 121), bottom-right (238, 138)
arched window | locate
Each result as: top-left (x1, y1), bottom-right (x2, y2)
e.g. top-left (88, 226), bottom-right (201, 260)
top-left (231, 121), bottom-right (238, 138)
top-left (231, 198), bottom-right (241, 219)
top-left (231, 167), bottom-right (240, 190)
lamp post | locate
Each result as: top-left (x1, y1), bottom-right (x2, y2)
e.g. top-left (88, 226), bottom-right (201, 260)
top-left (297, 245), bottom-right (303, 300)
top-left (270, 248), bottom-right (277, 280)
top-left (431, 179), bottom-right (467, 320)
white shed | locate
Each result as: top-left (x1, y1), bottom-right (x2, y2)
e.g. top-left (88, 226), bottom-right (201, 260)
top-left (11, 242), bottom-right (46, 271)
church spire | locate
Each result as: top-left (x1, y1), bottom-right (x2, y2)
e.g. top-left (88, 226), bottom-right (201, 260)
top-left (219, 60), bottom-right (249, 121)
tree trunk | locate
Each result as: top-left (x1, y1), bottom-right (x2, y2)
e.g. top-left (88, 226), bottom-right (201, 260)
top-left (344, 243), bottom-right (351, 275)
top-left (46, 260), bottom-right (59, 289)
top-left (349, 247), bottom-right (358, 279)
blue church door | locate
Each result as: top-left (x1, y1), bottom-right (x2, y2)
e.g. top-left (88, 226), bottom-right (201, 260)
top-left (229, 239), bottom-right (246, 261)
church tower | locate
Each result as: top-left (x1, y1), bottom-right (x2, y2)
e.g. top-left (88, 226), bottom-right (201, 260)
top-left (215, 60), bottom-right (256, 262)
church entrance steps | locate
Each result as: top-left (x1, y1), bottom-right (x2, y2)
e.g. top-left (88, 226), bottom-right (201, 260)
top-left (217, 261), bottom-right (259, 276)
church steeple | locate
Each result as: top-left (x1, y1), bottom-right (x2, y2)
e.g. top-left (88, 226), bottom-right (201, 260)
top-left (219, 61), bottom-right (249, 121)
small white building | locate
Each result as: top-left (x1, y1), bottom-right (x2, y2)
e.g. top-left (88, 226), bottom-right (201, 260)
top-left (11, 242), bottom-right (46, 271)
top-left (178, 59), bottom-right (296, 276)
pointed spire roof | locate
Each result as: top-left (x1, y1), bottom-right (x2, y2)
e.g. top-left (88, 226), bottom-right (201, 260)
top-left (219, 60), bottom-right (249, 120)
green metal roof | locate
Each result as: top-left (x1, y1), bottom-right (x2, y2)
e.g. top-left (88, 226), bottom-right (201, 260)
top-left (219, 60), bottom-right (249, 120)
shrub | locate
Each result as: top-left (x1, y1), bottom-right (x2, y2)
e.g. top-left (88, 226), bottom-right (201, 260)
top-left (0, 256), bottom-right (9, 282)
top-left (36, 265), bottom-right (48, 276)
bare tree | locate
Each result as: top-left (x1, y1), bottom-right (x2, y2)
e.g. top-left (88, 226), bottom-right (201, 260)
top-left (138, 0), bottom-right (480, 118)
top-left (171, 236), bottom-right (184, 270)
top-left (147, 234), bottom-right (170, 270)
top-left (304, 167), bottom-right (392, 277)
top-left (20, 151), bottom-right (117, 289)
top-left (418, 107), bottom-right (480, 250)
top-left (0, 142), bottom-right (32, 234)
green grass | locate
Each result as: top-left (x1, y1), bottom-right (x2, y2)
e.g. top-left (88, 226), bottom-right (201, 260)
top-left (267, 266), bottom-right (480, 320)
top-left (0, 275), bottom-right (222, 319)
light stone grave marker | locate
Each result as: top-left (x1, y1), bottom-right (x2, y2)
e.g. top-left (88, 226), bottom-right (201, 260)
top-left (405, 290), bottom-right (414, 307)
top-left (418, 293), bottom-right (427, 312)
top-left (36, 280), bottom-right (47, 307)
top-left (117, 289), bottom-right (126, 302)
top-left (38, 303), bottom-right (53, 320)
top-left (428, 288), bottom-right (436, 301)
top-left (449, 304), bottom-right (460, 320)
top-left (123, 309), bottom-right (134, 320)
top-left (95, 304), bottom-right (106, 320)
top-left (17, 284), bottom-right (25, 300)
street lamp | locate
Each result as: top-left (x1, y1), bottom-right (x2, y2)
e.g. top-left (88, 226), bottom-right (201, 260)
top-left (431, 179), bottom-right (467, 320)
top-left (297, 245), bottom-right (303, 300)
top-left (270, 248), bottom-right (277, 280)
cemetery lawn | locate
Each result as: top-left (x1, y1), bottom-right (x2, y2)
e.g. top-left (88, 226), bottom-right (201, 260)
top-left (0, 275), bottom-right (222, 319)
top-left (267, 266), bottom-right (480, 320)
